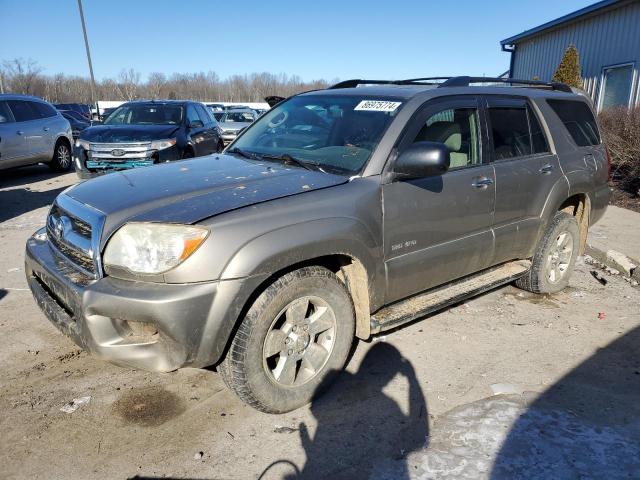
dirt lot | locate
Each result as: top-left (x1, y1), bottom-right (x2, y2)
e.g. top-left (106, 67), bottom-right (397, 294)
top-left (1, 165), bottom-right (639, 479)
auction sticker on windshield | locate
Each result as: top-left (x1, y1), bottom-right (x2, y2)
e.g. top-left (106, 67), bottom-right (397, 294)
top-left (354, 100), bottom-right (402, 112)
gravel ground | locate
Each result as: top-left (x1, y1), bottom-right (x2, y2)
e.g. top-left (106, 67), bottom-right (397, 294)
top-left (1, 165), bottom-right (639, 479)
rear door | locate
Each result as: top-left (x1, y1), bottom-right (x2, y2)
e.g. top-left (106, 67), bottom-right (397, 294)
top-left (485, 96), bottom-right (562, 263)
top-left (6, 100), bottom-right (49, 162)
top-left (30, 101), bottom-right (60, 154)
top-left (0, 100), bottom-right (27, 168)
top-left (383, 96), bottom-right (496, 302)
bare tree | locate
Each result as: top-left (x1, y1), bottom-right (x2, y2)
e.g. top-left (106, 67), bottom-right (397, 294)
top-left (2, 58), bottom-right (43, 95)
top-left (0, 57), bottom-right (332, 103)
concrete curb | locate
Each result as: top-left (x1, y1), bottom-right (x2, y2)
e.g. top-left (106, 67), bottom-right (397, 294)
top-left (585, 243), bottom-right (639, 282)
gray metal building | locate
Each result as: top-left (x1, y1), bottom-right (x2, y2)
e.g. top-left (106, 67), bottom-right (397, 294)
top-left (501, 0), bottom-right (640, 111)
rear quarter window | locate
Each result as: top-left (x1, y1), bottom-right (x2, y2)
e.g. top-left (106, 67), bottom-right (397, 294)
top-left (547, 99), bottom-right (600, 147)
top-left (30, 101), bottom-right (58, 118)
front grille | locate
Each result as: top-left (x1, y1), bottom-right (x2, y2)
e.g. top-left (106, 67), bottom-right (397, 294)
top-left (48, 232), bottom-right (95, 273)
top-left (46, 199), bottom-right (103, 277)
top-left (84, 141), bottom-right (156, 171)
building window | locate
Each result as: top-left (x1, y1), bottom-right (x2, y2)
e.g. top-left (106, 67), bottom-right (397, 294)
top-left (600, 64), bottom-right (634, 110)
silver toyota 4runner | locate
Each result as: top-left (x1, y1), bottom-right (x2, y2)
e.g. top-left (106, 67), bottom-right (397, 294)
top-left (25, 77), bottom-right (610, 413)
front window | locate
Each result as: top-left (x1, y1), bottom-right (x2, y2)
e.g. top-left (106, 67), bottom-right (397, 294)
top-left (231, 94), bottom-right (403, 174)
top-left (223, 111), bottom-right (255, 123)
top-left (103, 104), bottom-right (184, 125)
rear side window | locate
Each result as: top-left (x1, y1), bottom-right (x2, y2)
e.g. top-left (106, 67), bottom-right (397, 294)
top-left (547, 99), bottom-right (600, 147)
top-left (489, 107), bottom-right (531, 160)
top-left (528, 106), bottom-right (549, 154)
top-left (6, 100), bottom-right (40, 122)
top-left (0, 101), bottom-right (13, 123)
top-left (30, 101), bottom-right (58, 118)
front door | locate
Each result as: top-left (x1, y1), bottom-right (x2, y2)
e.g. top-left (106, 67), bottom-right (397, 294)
top-left (383, 96), bottom-right (496, 303)
top-left (0, 100), bottom-right (27, 168)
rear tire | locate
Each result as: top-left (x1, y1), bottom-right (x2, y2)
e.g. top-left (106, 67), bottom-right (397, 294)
top-left (516, 211), bottom-right (580, 294)
top-left (49, 139), bottom-right (72, 172)
top-left (219, 266), bottom-right (355, 413)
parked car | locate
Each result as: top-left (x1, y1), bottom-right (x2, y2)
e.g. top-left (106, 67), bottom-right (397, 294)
top-left (0, 94), bottom-right (73, 172)
top-left (219, 108), bottom-right (258, 144)
top-left (99, 107), bottom-right (117, 121)
top-left (25, 77), bottom-right (610, 414)
top-left (54, 103), bottom-right (92, 121)
top-left (59, 110), bottom-right (90, 140)
top-left (72, 100), bottom-right (224, 179)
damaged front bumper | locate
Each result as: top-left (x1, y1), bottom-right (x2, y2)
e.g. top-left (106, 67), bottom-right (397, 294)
top-left (25, 228), bottom-right (224, 372)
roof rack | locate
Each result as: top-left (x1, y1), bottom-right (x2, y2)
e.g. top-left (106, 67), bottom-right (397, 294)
top-left (329, 76), bottom-right (572, 93)
top-left (438, 76), bottom-right (572, 92)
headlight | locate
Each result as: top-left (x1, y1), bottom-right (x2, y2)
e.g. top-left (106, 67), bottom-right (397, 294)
top-left (103, 223), bottom-right (209, 275)
top-left (75, 139), bottom-right (90, 149)
top-left (150, 138), bottom-right (177, 150)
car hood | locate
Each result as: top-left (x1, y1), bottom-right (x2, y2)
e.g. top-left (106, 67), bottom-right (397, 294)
top-left (64, 154), bottom-right (348, 245)
top-left (220, 122), bottom-right (250, 131)
top-left (80, 124), bottom-right (180, 143)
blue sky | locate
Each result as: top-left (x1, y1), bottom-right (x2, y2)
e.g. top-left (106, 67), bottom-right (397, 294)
top-left (1, 0), bottom-right (594, 81)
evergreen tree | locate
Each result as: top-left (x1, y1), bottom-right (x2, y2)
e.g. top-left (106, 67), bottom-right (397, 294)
top-left (552, 44), bottom-right (583, 88)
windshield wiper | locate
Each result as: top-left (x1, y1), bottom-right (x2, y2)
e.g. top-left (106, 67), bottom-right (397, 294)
top-left (259, 153), bottom-right (322, 172)
top-left (227, 147), bottom-right (262, 160)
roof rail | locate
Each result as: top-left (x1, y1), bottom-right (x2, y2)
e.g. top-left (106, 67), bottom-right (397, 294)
top-left (438, 76), bottom-right (572, 93)
top-left (329, 79), bottom-right (400, 89)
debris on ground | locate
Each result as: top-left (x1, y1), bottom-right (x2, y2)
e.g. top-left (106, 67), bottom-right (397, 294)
top-left (590, 271), bottom-right (608, 285)
top-left (194, 451), bottom-right (204, 460)
top-left (598, 312), bottom-right (606, 320)
top-left (60, 396), bottom-right (91, 413)
top-left (274, 426), bottom-right (298, 434)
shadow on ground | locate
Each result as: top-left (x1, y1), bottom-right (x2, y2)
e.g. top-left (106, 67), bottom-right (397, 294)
top-left (0, 165), bottom-right (68, 223)
top-left (491, 325), bottom-right (640, 479)
top-left (274, 342), bottom-right (429, 479)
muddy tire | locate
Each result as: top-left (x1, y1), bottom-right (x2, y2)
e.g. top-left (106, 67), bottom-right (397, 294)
top-left (516, 211), bottom-right (580, 294)
top-left (49, 139), bottom-right (72, 172)
top-left (219, 266), bottom-right (355, 413)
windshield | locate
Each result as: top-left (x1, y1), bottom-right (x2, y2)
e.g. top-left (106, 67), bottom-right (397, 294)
top-left (231, 94), bottom-right (403, 174)
top-left (222, 111), bottom-right (255, 123)
top-left (103, 104), bottom-right (184, 125)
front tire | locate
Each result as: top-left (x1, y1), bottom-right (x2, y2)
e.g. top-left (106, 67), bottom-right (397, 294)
top-left (49, 139), bottom-right (72, 172)
top-left (516, 211), bottom-right (580, 294)
top-left (219, 266), bottom-right (355, 413)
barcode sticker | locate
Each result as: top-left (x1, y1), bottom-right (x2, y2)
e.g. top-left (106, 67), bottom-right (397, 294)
top-left (354, 100), bottom-right (402, 112)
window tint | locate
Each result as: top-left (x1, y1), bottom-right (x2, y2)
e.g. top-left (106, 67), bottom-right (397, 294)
top-left (0, 101), bottom-right (13, 123)
top-left (489, 107), bottom-right (531, 160)
top-left (547, 99), bottom-right (600, 147)
top-left (186, 104), bottom-right (200, 124)
top-left (7, 100), bottom-right (40, 122)
top-left (413, 107), bottom-right (481, 169)
top-left (30, 101), bottom-right (58, 118)
top-left (528, 106), bottom-right (549, 154)
top-left (600, 65), bottom-right (633, 109)
top-left (195, 104), bottom-right (212, 124)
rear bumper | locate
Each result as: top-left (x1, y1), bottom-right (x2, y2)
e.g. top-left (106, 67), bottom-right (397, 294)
top-left (25, 228), bottom-right (260, 371)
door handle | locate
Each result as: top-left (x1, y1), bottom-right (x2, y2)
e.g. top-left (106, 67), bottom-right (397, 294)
top-left (539, 164), bottom-right (554, 174)
top-left (43, 127), bottom-right (50, 132)
top-left (16, 130), bottom-right (24, 135)
top-left (471, 177), bottom-right (494, 188)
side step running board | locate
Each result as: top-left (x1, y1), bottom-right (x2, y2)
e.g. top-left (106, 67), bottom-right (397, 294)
top-left (370, 260), bottom-right (531, 334)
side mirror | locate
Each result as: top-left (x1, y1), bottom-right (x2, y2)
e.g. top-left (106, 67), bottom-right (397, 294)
top-left (189, 120), bottom-right (204, 129)
top-left (393, 141), bottom-right (450, 179)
